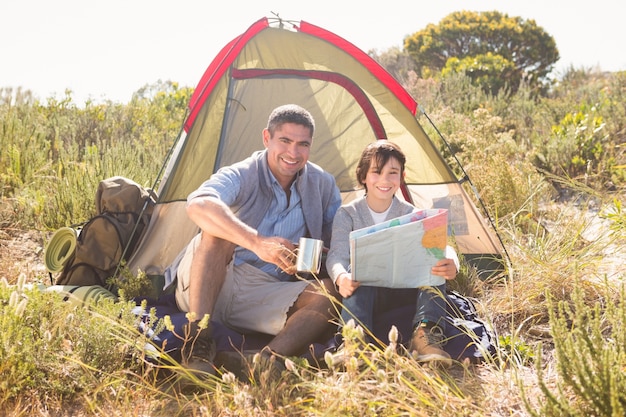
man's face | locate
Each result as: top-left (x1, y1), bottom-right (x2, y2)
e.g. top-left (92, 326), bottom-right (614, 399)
top-left (263, 122), bottom-right (312, 188)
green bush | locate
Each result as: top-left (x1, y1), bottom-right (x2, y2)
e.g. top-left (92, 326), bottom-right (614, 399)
top-left (0, 82), bottom-right (189, 230)
top-left (531, 283), bottom-right (626, 416)
top-left (0, 276), bottom-right (151, 402)
top-left (442, 52), bottom-right (520, 96)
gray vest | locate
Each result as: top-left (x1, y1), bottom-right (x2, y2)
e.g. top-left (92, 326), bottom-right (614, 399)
top-left (214, 150), bottom-right (338, 246)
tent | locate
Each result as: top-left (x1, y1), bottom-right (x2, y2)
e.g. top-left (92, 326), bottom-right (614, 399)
top-left (127, 16), bottom-right (506, 283)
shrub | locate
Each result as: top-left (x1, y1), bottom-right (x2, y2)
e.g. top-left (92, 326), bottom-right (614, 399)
top-left (531, 283), bottom-right (626, 416)
top-left (0, 275), bottom-right (150, 403)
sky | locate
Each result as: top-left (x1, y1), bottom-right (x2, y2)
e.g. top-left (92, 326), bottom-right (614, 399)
top-left (2, 0), bottom-right (625, 104)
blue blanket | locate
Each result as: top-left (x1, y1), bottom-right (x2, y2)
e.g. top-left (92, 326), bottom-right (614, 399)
top-left (138, 291), bottom-right (497, 364)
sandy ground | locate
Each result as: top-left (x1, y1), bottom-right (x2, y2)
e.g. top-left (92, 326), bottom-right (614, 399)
top-left (0, 229), bottom-right (49, 285)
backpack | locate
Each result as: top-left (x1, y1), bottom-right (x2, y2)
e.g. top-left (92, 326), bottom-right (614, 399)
top-left (444, 290), bottom-right (499, 363)
top-left (54, 176), bottom-right (157, 290)
top-left (332, 288), bottom-right (499, 363)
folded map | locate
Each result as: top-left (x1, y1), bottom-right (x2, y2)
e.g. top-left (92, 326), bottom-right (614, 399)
top-left (349, 208), bottom-right (448, 288)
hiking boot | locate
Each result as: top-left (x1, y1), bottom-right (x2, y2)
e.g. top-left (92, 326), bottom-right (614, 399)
top-left (215, 348), bottom-right (286, 383)
top-left (180, 321), bottom-right (216, 378)
top-left (409, 323), bottom-right (452, 367)
top-left (326, 342), bottom-right (366, 369)
top-left (251, 348), bottom-right (286, 383)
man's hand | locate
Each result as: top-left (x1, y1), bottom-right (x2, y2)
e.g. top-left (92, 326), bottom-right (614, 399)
top-left (254, 236), bottom-right (297, 274)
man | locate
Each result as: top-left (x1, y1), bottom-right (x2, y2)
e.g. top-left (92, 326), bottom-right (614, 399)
top-left (170, 104), bottom-right (342, 376)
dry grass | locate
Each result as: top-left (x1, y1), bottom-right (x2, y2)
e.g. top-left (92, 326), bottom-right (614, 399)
top-left (2, 195), bottom-right (623, 416)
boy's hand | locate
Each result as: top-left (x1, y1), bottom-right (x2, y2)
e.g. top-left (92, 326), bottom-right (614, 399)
top-left (336, 273), bottom-right (360, 298)
top-left (431, 258), bottom-right (457, 280)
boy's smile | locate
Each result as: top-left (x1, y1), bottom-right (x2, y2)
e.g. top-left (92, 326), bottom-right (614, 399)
top-left (365, 156), bottom-right (403, 212)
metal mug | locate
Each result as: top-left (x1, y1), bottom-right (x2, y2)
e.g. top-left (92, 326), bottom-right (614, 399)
top-left (296, 237), bottom-right (324, 274)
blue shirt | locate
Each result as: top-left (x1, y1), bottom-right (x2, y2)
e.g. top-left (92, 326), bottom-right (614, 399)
top-left (203, 162), bottom-right (306, 281)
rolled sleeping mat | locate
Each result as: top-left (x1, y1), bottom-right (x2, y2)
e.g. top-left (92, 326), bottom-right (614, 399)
top-left (45, 285), bottom-right (117, 308)
top-left (45, 227), bottom-right (78, 273)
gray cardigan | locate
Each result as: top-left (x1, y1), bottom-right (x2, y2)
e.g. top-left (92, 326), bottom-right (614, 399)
top-left (326, 195), bottom-right (414, 284)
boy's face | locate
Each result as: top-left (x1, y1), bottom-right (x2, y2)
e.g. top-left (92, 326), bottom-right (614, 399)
top-left (263, 122), bottom-right (312, 189)
top-left (364, 156), bottom-right (403, 201)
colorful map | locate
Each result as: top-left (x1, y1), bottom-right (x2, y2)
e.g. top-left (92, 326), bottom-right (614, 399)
top-left (349, 208), bottom-right (448, 288)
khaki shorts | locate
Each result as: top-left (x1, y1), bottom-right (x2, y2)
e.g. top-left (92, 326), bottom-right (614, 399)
top-left (175, 234), bottom-right (310, 335)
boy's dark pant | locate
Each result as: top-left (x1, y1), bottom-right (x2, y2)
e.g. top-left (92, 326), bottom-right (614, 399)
top-left (340, 284), bottom-right (447, 344)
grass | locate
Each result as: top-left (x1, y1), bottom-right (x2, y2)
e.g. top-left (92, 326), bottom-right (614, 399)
top-left (1, 196), bottom-right (624, 416)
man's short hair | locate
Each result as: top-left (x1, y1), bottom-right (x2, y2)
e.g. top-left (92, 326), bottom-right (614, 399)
top-left (267, 104), bottom-right (315, 137)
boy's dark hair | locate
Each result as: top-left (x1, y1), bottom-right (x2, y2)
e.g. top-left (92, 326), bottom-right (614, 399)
top-left (267, 104), bottom-right (315, 137)
top-left (356, 140), bottom-right (406, 191)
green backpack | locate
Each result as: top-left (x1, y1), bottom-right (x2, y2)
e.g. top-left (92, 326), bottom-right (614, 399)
top-left (53, 176), bottom-right (156, 290)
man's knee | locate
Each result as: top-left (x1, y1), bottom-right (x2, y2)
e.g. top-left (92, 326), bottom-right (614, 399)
top-left (320, 278), bottom-right (340, 299)
top-left (197, 232), bottom-right (235, 265)
top-left (302, 282), bottom-right (339, 317)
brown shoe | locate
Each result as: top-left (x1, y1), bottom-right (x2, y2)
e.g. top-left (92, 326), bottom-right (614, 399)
top-left (326, 341), bottom-right (367, 369)
top-left (180, 321), bottom-right (216, 377)
top-left (215, 348), bottom-right (285, 383)
top-left (409, 323), bottom-right (452, 367)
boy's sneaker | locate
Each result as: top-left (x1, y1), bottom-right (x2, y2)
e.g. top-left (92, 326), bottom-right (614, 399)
top-left (409, 322), bottom-right (452, 367)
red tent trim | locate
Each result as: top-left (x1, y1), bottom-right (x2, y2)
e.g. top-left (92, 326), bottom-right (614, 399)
top-left (185, 17), bottom-right (418, 132)
top-left (185, 17), bottom-right (270, 131)
top-left (298, 21), bottom-right (418, 115)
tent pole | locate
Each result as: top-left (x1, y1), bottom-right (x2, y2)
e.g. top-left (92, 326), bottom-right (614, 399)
top-left (417, 105), bottom-right (512, 275)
